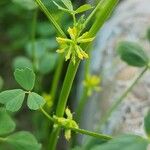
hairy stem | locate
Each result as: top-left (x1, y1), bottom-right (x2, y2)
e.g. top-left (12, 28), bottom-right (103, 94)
top-left (99, 67), bottom-right (148, 128)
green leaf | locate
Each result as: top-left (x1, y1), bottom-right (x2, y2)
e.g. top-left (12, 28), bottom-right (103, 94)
top-left (27, 92), bottom-right (45, 110)
top-left (26, 39), bottom-right (56, 58)
top-left (39, 52), bottom-right (57, 74)
top-left (147, 28), bottom-right (150, 42)
top-left (75, 4), bottom-right (93, 14)
top-left (0, 89), bottom-right (25, 112)
top-left (0, 108), bottom-right (16, 135)
top-left (61, 0), bottom-right (73, 11)
top-left (53, 1), bottom-right (71, 13)
top-left (6, 131), bottom-right (41, 150)
top-left (13, 56), bottom-right (33, 70)
top-left (14, 68), bottom-right (35, 91)
top-left (117, 41), bottom-right (149, 67)
top-left (144, 110), bottom-right (150, 138)
top-left (91, 135), bottom-right (149, 150)
top-left (12, 0), bottom-right (37, 10)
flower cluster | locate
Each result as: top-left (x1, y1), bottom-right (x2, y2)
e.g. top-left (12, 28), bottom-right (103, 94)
top-left (53, 108), bottom-right (78, 141)
top-left (42, 93), bottom-right (53, 108)
top-left (56, 27), bottom-right (95, 64)
top-left (83, 74), bottom-right (101, 96)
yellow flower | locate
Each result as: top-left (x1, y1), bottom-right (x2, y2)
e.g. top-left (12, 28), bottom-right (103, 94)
top-left (53, 107), bottom-right (78, 141)
top-left (42, 93), bottom-right (53, 108)
top-left (56, 26), bottom-right (95, 64)
top-left (83, 75), bottom-right (101, 96)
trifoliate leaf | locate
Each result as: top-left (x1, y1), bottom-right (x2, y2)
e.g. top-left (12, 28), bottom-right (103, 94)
top-left (6, 131), bottom-right (41, 150)
top-left (117, 41), bottom-right (149, 67)
top-left (13, 56), bottom-right (33, 70)
top-left (0, 89), bottom-right (25, 112)
top-left (75, 4), bottom-right (93, 14)
top-left (12, 0), bottom-right (37, 10)
top-left (27, 92), bottom-right (45, 110)
top-left (144, 110), bottom-right (150, 138)
top-left (61, 0), bottom-right (73, 11)
top-left (91, 135), bottom-right (149, 150)
top-left (39, 52), bottom-right (57, 74)
top-left (14, 68), bottom-right (35, 91)
top-left (53, 1), bottom-right (71, 13)
top-left (0, 108), bottom-right (16, 135)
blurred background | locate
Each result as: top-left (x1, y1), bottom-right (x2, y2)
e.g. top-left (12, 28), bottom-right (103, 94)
top-left (0, 0), bottom-right (150, 150)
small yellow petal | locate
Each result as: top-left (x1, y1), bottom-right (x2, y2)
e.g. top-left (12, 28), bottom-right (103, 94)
top-left (68, 27), bottom-right (77, 39)
top-left (78, 46), bottom-right (89, 59)
top-left (65, 107), bottom-right (73, 119)
top-left (76, 46), bottom-right (83, 59)
top-left (72, 54), bottom-right (76, 65)
top-left (56, 37), bottom-right (69, 44)
top-left (56, 49), bottom-right (65, 53)
top-left (77, 37), bottom-right (95, 43)
top-left (65, 130), bottom-right (71, 141)
top-left (78, 32), bottom-right (89, 39)
top-left (65, 46), bottom-right (72, 61)
top-left (81, 50), bottom-right (89, 58)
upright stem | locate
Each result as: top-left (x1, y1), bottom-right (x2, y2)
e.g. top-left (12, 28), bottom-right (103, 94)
top-left (56, 60), bottom-right (80, 117)
top-left (89, 0), bottom-right (119, 37)
top-left (31, 9), bottom-right (38, 71)
top-left (75, 87), bottom-right (88, 122)
top-left (82, 0), bottom-right (105, 30)
top-left (75, 45), bottom-right (93, 122)
top-left (99, 67), bottom-right (148, 128)
top-left (48, 0), bottom-right (119, 149)
top-left (50, 56), bottom-right (64, 102)
top-left (48, 60), bottom-right (80, 150)
top-left (35, 0), bottom-right (66, 37)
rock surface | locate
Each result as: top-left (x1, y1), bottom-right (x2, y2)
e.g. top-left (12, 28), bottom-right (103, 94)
top-left (86, 0), bottom-right (150, 136)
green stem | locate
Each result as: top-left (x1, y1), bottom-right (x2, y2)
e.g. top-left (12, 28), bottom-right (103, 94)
top-left (0, 137), bottom-right (6, 143)
top-left (56, 60), bottom-right (80, 117)
top-left (40, 108), bottom-right (112, 141)
top-left (83, 0), bottom-right (105, 30)
top-left (48, 0), bottom-right (119, 149)
top-left (75, 87), bottom-right (88, 122)
top-left (89, 0), bottom-right (119, 37)
top-left (72, 13), bottom-right (76, 26)
top-left (40, 107), bottom-right (53, 121)
top-left (31, 9), bottom-right (38, 71)
top-left (99, 67), bottom-right (148, 128)
top-left (50, 56), bottom-right (64, 101)
top-left (71, 128), bottom-right (112, 141)
top-left (35, 0), bottom-right (66, 37)
top-left (49, 60), bottom-right (80, 150)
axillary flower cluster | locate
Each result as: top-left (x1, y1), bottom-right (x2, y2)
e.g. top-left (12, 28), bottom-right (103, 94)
top-left (53, 107), bottom-right (78, 141)
top-left (56, 26), bottom-right (95, 64)
top-left (83, 74), bottom-right (101, 96)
